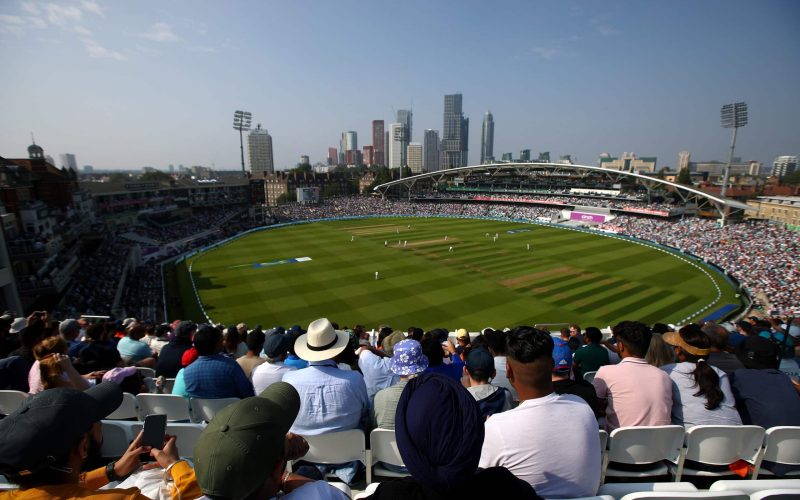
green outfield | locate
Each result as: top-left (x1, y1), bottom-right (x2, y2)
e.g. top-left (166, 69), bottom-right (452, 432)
top-left (173, 217), bottom-right (741, 330)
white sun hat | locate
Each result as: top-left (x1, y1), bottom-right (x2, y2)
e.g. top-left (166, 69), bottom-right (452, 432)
top-left (293, 318), bottom-right (350, 362)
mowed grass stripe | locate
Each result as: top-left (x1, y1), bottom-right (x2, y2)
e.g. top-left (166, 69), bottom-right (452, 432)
top-left (185, 217), bottom-right (739, 328)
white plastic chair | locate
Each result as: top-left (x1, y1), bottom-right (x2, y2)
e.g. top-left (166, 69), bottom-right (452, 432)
top-left (131, 422), bottom-right (205, 459)
top-left (749, 489), bottom-right (800, 500)
top-left (0, 390), bottom-right (26, 415)
top-left (106, 392), bottom-right (138, 420)
top-left (164, 378), bottom-right (176, 393)
top-left (619, 493), bottom-right (747, 500)
top-left (752, 426), bottom-right (800, 479)
top-left (135, 393), bottom-right (192, 422)
top-left (602, 425), bottom-right (685, 483)
top-left (599, 482), bottom-right (698, 500)
top-left (136, 367), bottom-right (156, 379)
top-left (672, 425), bottom-right (765, 482)
top-left (189, 397), bottom-right (239, 423)
top-left (0, 474), bottom-right (15, 491)
top-left (101, 420), bottom-right (133, 458)
top-left (710, 479), bottom-right (800, 495)
top-left (368, 428), bottom-right (409, 484)
top-left (584, 370), bottom-right (598, 383)
top-left (289, 429), bottom-right (366, 478)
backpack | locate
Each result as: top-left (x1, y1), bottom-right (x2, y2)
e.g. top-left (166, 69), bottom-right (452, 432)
top-left (477, 386), bottom-right (510, 419)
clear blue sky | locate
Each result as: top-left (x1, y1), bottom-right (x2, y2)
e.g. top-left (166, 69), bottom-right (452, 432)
top-left (1, 0), bottom-right (798, 170)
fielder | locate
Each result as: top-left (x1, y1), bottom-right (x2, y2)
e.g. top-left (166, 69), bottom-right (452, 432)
top-left (375, 271), bottom-right (379, 280)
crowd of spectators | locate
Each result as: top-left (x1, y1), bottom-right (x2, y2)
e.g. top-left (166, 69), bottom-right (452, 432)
top-left (601, 216), bottom-right (800, 314)
top-left (1, 313), bottom-right (798, 499)
top-left (120, 207), bottom-right (248, 245)
top-left (433, 192), bottom-right (678, 212)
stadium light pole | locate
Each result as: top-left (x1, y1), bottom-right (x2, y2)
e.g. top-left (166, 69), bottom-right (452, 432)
top-left (233, 110), bottom-right (252, 175)
top-left (720, 102), bottom-right (747, 198)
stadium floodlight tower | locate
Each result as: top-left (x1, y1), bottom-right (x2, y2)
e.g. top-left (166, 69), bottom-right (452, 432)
top-left (233, 110), bottom-right (252, 175)
top-left (720, 102), bottom-right (747, 198)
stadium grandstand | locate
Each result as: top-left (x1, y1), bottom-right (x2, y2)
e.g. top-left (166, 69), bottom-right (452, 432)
top-left (1, 153), bottom-right (799, 499)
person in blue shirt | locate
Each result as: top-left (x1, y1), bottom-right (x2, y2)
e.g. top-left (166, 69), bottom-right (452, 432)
top-left (116, 322), bottom-right (155, 366)
top-left (283, 318), bottom-right (369, 485)
top-left (421, 330), bottom-right (465, 383)
top-left (183, 324), bottom-right (255, 399)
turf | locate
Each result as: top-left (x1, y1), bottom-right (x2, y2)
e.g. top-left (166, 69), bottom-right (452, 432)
top-left (180, 217), bottom-right (741, 330)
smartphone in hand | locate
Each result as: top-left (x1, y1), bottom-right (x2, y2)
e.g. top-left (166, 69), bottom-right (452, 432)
top-left (142, 414), bottom-right (167, 449)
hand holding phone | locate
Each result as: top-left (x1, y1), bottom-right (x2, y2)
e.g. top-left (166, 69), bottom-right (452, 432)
top-left (142, 414), bottom-right (167, 449)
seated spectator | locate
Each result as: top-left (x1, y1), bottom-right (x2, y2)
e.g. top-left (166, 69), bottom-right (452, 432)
top-left (364, 373), bottom-right (539, 499)
top-left (646, 332), bottom-right (677, 367)
top-left (0, 314), bottom-right (18, 359)
top-left (592, 321), bottom-right (672, 431)
top-left (462, 347), bottom-right (513, 418)
top-left (236, 329), bottom-right (266, 379)
top-left (730, 336), bottom-right (800, 428)
top-left (421, 331), bottom-right (464, 383)
top-left (551, 338), bottom-right (599, 416)
top-left (0, 383), bottom-right (200, 499)
top-left (142, 323), bottom-right (170, 356)
top-left (358, 330), bottom-right (402, 400)
top-left (479, 327), bottom-right (600, 498)
top-left (75, 323), bottom-right (122, 375)
top-left (283, 327), bottom-right (309, 370)
top-left (569, 323), bottom-right (585, 345)
top-left (183, 325), bottom-right (255, 399)
top-left (156, 320), bottom-right (195, 378)
top-left (29, 336), bottom-right (99, 394)
top-left (455, 328), bottom-right (470, 358)
top-left (661, 326), bottom-right (742, 427)
top-left (102, 366), bottom-right (147, 395)
top-left (282, 318), bottom-right (369, 485)
top-left (116, 322), bottom-right (155, 367)
top-left (223, 325), bottom-right (247, 359)
top-left (0, 356), bottom-right (29, 392)
top-left (372, 339), bottom-right (429, 430)
top-left (573, 326), bottom-right (610, 377)
top-left (252, 333), bottom-right (297, 394)
top-left (57, 319), bottom-right (82, 354)
top-left (704, 324), bottom-right (744, 376)
top-left (193, 382), bottom-right (348, 499)
top-left (483, 328), bottom-right (518, 402)
top-left (727, 320), bottom-right (753, 348)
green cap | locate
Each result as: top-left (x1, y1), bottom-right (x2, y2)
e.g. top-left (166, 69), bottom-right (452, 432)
top-left (193, 382), bottom-right (300, 500)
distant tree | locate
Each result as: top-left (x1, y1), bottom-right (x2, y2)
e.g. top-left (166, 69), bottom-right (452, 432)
top-left (783, 171), bottom-right (800, 185)
top-left (139, 170), bottom-right (172, 182)
top-left (276, 192), bottom-right (296, 204)
top-left (657, 167), bottom-right (668, 179)
top-left (321, 183), bottom-right (340, 198)
top-left (677, 167), bottom-right (692, 185)
top-left (108, 172), bottom-right (130, 182)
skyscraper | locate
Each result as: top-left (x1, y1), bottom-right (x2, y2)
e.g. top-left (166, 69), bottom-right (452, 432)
top-left (388, 123), bottom-right (408, 169)
top-left (363, 145), bottom-right (374, 166)
top-left (440, 94), bottom-right (469, 169)
top-left (59, 153), bottom-right (77, 171)
top-left (247, 124), bottom-right (274, 173)
top-left (678, 151), bottom-right (691, 172)
top-left (424, 129), bottom-right (440, 172)
top-left (397, 110), bottom-right (413, 142)
top-left (407, 143), bottom-right (423, 174)
top-left (372, 120), bottom-right (385, 166)
top-left (520, 149), bottom-right (531, 162)
top-left (327, 147), bottom-right (338, 166)
top-left (772, 156), bottom-right (798, 177)
top-left (481, 111), bottom-right (494, 164)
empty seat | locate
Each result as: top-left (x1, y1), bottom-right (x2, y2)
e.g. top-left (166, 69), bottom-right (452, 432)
top-left (602, 425), bottom-right (685, 483)
top-left (289, 429), bottom-right (366, 479)
top-left (0, 390), bottom-right (26, 415)
top-left (619, 493), bottom-right (747, 500)
top-left (753, 426), bottom-right (800, 479)
top-left (368, 428), bottom-right (409, 484)
top-left (101, 420), bottom-right (133, 459)
top-left (749, 489), bottom-right (800, 500)
top-left (584, 371), bottom-right (598, 383)
top-left (673, 425), bottom-right (765, 482)
top-left (135, 393), bottom-right (191, 422)
top-left (189, 397), bottom-right (239, 423)
top-left (709, 479), bottom-right (800, 495)
top-left (106, 392), bottom-right (138, 420)
top-left (599, 482), bottom-right (698, 500)
top-left (136, 367), bottom-right (156, 379)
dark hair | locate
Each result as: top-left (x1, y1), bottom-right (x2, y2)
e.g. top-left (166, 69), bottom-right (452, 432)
top-left (483, 329), bottom-right (507, 355)
top-left (470, 334), bottom-right (488, 350)
top-left (506, 326), bottom-right (553, 363)
top-left (652, 323), bottom-right (671, 334)
top-left (567, 337), bottom-right (581, 352)
top-left (408, 327), bottom-right (424, 342)
top-left (287, 330), bottom-right (301, 356)
top-left (155, 324), bottom-right (172, 338)
top-left (85, 323), bottom-right (106, 342)
top-left (735, 321), bottom-right (753, 334)
top-left (677, 324), bottom-right (723, 410)
top-left (559, 328), bottom-right (570, 340)
top-left (420, 336), bottom-right (444, 367)
top-left (223, 325), bottom-right (239, 354)
top-left (377, 329), bottom-right (392, 348)
top-left (194, 325), bottom-right (222, 356)
top-left (246, 330), bottom-right (266, 353)
top-left (612, 321), bottom-right (652, 358)
top-left (585, 327), bottom-right (602, 344)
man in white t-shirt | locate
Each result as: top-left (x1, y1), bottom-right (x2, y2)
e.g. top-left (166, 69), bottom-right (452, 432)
top-left (252, 334), bottom-right (296, 394)
top-left (479, 326), bottom-right (601, 498)
top-left (484, 328), bottom-right (519, 402)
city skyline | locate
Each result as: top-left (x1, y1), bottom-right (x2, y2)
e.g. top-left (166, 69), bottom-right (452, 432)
top-left (1, 0), bottom-right (798, 170)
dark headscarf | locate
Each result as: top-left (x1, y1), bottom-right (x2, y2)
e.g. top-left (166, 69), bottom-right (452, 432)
top-left (395, 373), bottom-right (484, 491)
